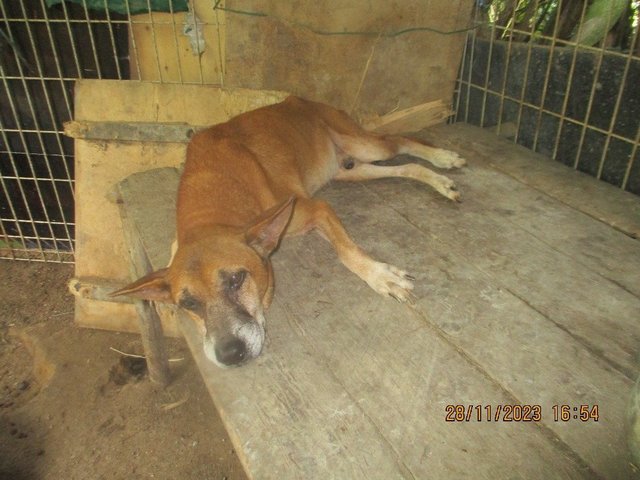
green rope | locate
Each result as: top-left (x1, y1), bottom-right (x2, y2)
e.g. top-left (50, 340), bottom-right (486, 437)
top-left (212, 1), bottom-right (482, 37)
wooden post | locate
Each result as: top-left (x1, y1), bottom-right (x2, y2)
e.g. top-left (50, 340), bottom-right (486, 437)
top-left (116, 184), bottom-right (172, 386)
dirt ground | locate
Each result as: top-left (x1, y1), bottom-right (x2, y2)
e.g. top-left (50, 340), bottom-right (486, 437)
top-left (0, 260), bottom-right (247, 480)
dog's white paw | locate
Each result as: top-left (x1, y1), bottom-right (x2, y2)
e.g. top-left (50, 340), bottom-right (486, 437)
top-left (366, 262), bottom-right (415, 303)
top-left (433, 173), bottom-right (461, 202)
top-left (432, 149), bottom-right (466, 169)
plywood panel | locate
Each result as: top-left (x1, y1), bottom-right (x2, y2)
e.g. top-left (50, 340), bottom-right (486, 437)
top-left (224, 0), bottom-right (474, 115)
top-left (74, 81), bottom-right (287, 124)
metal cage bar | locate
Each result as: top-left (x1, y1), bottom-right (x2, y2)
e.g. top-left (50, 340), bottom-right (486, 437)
top-left (456, 0), bottom-right (640, 196)
top-left (17, 1), bottom-right (75, 252)
top-left (0, 0), bottom-right (222, 262)
top-left (598, 24), bottom-right (640, 182)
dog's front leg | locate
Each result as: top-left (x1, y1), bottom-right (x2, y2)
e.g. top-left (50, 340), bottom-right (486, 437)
top-left (288, 198), bottom-right (415, 303)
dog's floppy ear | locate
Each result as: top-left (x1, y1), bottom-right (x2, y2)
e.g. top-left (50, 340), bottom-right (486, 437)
top-left (110, 268), bottom-right (173, 302)
top-left (245, 197), bottom-right (295, 258)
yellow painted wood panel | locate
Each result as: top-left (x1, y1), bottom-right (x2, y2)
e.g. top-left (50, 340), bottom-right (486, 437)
top-left (129, 0), bottom-right (226, 83)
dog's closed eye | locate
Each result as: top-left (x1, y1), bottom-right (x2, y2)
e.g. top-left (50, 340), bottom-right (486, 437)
top-left (227, 270), bottom-right (247, 292)
top-left (179, 292), bottom-right (202, 311)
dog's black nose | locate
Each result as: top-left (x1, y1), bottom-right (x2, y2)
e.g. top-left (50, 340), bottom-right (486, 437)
top-left (215, 338), bottom-right (247, 366)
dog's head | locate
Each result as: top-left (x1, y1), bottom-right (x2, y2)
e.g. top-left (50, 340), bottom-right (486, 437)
top-left (112, 198), bottom-right (295, 368)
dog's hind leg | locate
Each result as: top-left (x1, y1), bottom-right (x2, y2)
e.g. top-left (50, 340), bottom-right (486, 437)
top-left (328, 128), bottom-right (464, 200)
top-left (287, 197), bottom-right (415, 303)
top-left (316, 101), bottom-right (465, 170)
top-left (394, 136), bottom-right (466, 169)
top-left (333, 131), bottom-right (465, 170)
top-left (335, 162), bottom-right (461, 201)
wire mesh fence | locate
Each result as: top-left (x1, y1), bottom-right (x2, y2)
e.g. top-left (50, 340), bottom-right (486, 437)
top-left (1, 0), bottom-right (129, 262)
top-left (1, 0), bottom-right (639, 263)
top-left (0, 0), bottom-right (223, 262)
top-left (455, 0), bottom-right (640, 195)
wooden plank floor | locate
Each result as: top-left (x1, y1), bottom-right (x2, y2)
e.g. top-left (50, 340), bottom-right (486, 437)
top-left (126, 124), bottom-right (640, 479)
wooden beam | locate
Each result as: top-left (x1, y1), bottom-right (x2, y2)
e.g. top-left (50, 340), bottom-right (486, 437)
top-left (64, 120), bottom-right (196, 143)
top-left (115, 176), bottom-right (173, 386)
top-left (68, 277), bottom-right (135, 304)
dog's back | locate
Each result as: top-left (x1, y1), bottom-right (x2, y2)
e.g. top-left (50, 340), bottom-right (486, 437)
top-left (178, 96), bottom-right (348, 240)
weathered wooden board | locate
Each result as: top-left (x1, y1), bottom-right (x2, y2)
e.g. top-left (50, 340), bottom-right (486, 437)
top-left (315, 181), bottom-right (635, 479)
top-left (419, 123), bottom-right (640, 239)
top-left (115, 169), bottom-right (182, 384)
top-left (65, 121), bottom-right (195, 143)
top-left (114, 138), bottom-right (638, 477)
top-left (415, 125), bottom-right (640, 370)
top-left (418, 124), bottom-right (640, 295)
top-left (181, 301), bottom-right (592, 479)
top-left (118, 167), bottom-right (594, 477)
top-left (73, 81), bottom-right (288, 333)
top-left (73, 81), bottom-right (287, 126)
top-left (269, 238), bottom-right (599, 479)
top-left (224, 0), bottom-right (474, 116)
top-left (116, 168), bottom-right (180, 270)
top-left (363, 175), bottom-right (640, 377)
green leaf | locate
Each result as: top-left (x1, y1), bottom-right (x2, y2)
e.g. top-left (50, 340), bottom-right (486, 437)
top-left (570, 0), bottom-right (627, 47)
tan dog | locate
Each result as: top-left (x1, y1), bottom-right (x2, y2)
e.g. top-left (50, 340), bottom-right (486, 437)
top-left (112, 96), bottom-right (465, 367)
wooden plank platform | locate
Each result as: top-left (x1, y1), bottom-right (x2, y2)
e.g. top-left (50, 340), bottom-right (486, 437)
top-left (118, 122), bottom-right (640, 479)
